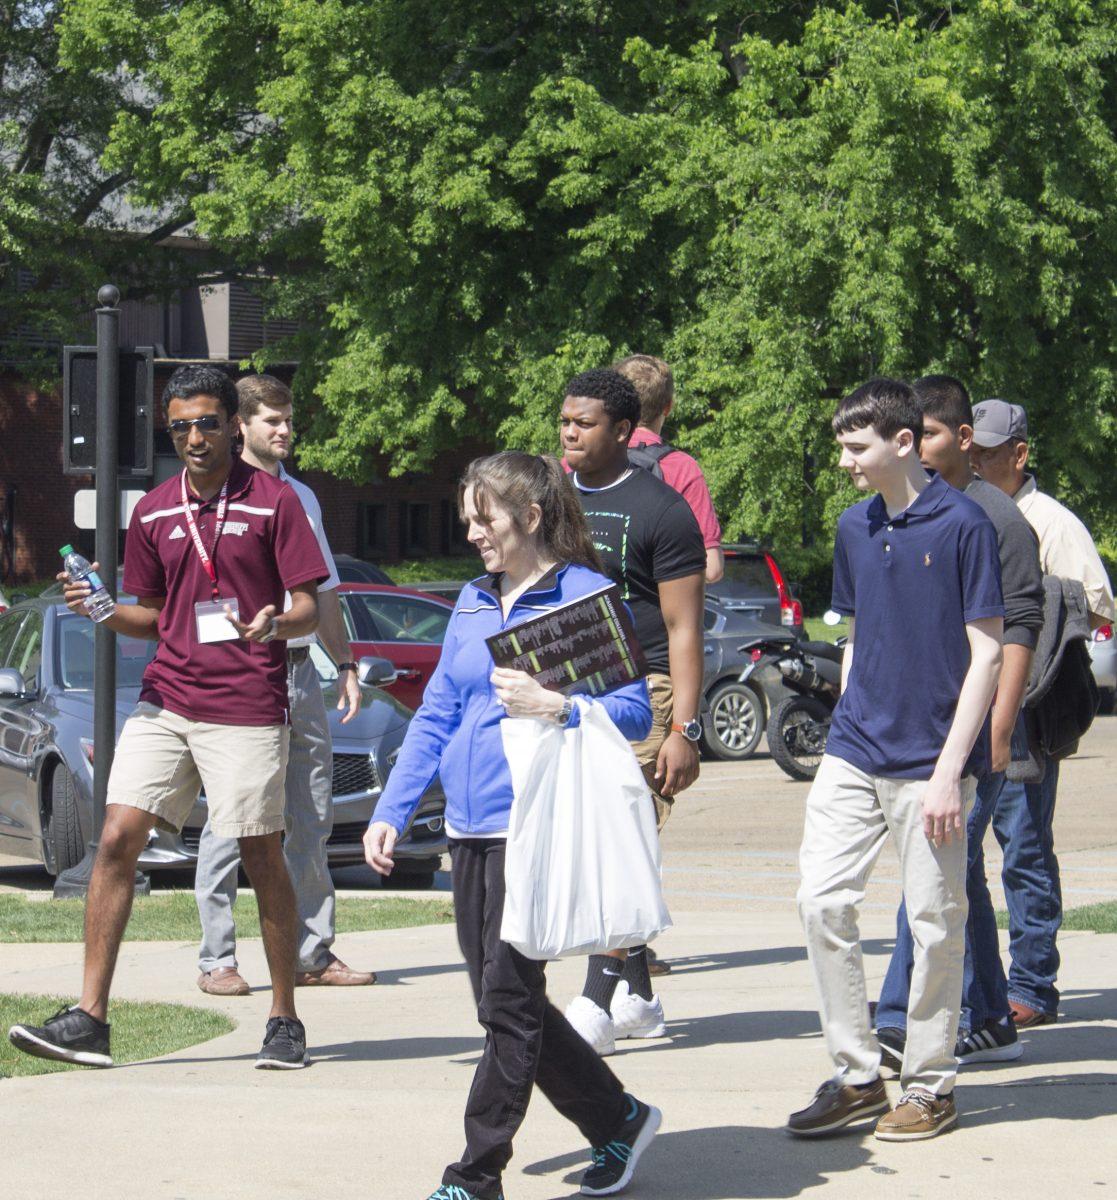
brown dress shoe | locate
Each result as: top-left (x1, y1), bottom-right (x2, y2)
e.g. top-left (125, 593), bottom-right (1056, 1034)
top-left (647, 947), bottom-right (671, 977)
top-left (1009, 1000), bottom-right (1057, 1028)
top-left (197, 967), bottom-right (251, 996)
top-left (295, 953), bottom-right (376, 987)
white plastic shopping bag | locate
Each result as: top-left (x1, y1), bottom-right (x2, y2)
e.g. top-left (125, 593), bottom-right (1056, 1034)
top-left (500, 697), bottom-right (672, 960)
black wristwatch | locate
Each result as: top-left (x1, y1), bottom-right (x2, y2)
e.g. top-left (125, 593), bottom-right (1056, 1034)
top-left (672, 718), bottom-right (702, 742)
top-left (556, 697), bottom-right (573, 725)
top-left (338, 661), bottom-right (358, 672)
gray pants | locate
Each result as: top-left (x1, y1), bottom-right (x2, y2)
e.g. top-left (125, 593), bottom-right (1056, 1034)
top-left (195, 651), bottom-right (336, 973)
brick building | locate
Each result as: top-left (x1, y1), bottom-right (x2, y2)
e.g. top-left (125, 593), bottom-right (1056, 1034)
top-left (0, 279), bottom-right (485, 584)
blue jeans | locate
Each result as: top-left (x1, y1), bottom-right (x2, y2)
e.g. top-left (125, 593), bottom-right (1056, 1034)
top-left (877, 772), bottom-right (1009, 1034)
top-left (993, 760), bottom-right (1062, 1015)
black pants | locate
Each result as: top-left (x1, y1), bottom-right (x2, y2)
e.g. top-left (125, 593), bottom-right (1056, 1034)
top-left (442, 838), bottom-right (628, 1200)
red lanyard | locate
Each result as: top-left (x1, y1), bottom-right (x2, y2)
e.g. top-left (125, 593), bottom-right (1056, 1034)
top-left (180, 469), bottom-right (229, 599)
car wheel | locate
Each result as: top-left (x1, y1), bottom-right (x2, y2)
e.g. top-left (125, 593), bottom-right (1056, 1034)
top-left (380, 869), bottom-right (436, 891)
top-left (701, 681), bottom-right (764, 761)
top-left (1098, 687), bottom-right (1115, 716)
top-left (48, 764), bottom-right (85, 875)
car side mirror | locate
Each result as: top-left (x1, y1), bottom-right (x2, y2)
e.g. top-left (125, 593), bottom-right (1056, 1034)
top-left (0, 667), bottom-right (29, 698)
top-left (358, 655), bottom-right (400, 687)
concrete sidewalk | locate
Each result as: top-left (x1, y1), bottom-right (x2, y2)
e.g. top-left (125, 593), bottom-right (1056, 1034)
top-left (3, 911), bottom-right (1116, 1199)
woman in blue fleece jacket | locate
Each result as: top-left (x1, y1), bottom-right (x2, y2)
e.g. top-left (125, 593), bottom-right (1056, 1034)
top-left (365, 452), bottom-right (658, 1200)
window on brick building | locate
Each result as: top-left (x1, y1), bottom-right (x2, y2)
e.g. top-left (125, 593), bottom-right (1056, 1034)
top-left (440, 499), bottom-right (471, 555)
top-left (400, 502), bottom-right (430, 557)
top-left (359, 503), bottom-right (389, 559)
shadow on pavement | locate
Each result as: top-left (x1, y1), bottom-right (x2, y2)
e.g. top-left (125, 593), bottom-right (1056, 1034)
top-left (524, 1124), bottom-right (874, 1198)
top-left (659, 938), bottom-right (893, 977)
top-left (371, 960), bottom-right (468, 986)
top-left (636, 1009), bottom-right (820, 1052)
top-left (310, 1034), bottom-right (483, 1064)
top-left (960, 1070), bottom-right (1117, 1126)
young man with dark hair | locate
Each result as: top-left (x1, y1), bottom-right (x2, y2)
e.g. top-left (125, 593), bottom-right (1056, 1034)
top-left (613, 355), bottom-right (724, 583)
top-left (875, 374), bottom-right (1043, 1065)
top-left (559, 367), bottom-right (706, 1054)
top-left (970, 399), bottom-right (1115, 1028)
top-left (193, 373), bottom-right (373, 998)
top-left (8, 365), bottom-right (328, 1070)
top-left (790, 377), bottom-right (1003, 1142)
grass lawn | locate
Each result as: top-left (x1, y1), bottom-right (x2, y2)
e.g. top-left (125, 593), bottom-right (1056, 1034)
top-left (0, 993), bottom-right (234, 1078)
top-left (803, 617), bottom-right (845, 642)
top-left (997, 901), bottom-right (1117, 935)
top-left (0, 892), bottom-right (454, 943)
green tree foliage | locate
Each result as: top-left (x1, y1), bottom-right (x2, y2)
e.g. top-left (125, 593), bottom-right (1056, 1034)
top-left (0, 1), bottom-right (253, 357)
top-left (57, 2), bottom-right (1117, 558)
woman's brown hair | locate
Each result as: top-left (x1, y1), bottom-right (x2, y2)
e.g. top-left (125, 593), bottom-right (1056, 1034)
top-left (459, 452), bottom-right (604, 574)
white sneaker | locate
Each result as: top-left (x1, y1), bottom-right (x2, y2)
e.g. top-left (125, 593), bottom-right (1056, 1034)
top-left (565, 995), bottom-right (616, 1056)
top-left (610, 981), bottom-right (668, 1039)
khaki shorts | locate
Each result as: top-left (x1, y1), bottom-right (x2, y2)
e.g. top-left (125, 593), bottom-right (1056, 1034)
top-left (631, 672), bottom-right (674, 831)
top-left (107, 702), bottom-right (290, 839)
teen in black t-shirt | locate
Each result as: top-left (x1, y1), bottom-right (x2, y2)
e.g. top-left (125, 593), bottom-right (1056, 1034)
top-left (559, 367), bottom-right (705, 1057)
top-left (574, 468), bottom-right (705, 674)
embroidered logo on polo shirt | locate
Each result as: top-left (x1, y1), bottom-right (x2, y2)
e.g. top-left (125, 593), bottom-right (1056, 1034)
top-left (168, 526), bottom-right (186, 540)
top-left (224, 521), bottom-right (250, 537)
top-left (924, 552), bottom-right (933, 567)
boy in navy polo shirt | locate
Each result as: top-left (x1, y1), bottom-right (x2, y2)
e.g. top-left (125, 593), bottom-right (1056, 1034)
top-left (787, 379), bottom-right (1004, 1143)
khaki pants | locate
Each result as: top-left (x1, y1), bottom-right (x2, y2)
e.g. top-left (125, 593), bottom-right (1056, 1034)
top-left (631, 672), bottom-right (674, 830)
top-left (797, 754), bottom-right (974, 1096)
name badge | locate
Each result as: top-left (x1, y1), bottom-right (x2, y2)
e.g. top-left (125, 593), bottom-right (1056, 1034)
top-left (195, 598), bottom-right (240, 644)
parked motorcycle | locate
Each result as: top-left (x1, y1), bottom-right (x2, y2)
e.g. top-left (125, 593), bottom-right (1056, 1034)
top-left (739, 635), bottom-right (846, 781)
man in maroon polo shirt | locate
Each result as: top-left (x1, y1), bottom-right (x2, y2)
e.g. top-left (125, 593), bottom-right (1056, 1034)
top-left (8, 365), bottom-right (328, 1071)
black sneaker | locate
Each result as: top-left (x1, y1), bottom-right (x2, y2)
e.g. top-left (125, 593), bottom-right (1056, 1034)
top-left (956, 1019), bottom-right (1023, 1065)
top-left (255, 1016), bottom-right (308, 1069)
top-left (580, 1094), bottom-right (661, 1196)
top-left (426, 1188), bottom-right (499, 1200)
top-left (876, 1026), bottom-right (905, 1073)
top-left (8, 1005), bottom-right (112, 1067)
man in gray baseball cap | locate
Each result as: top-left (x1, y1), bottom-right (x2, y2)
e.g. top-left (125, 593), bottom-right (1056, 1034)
top-left (971, 394), bottom-right (1115, 1031)
top-left (971, 399), bottom-right (1028, 447)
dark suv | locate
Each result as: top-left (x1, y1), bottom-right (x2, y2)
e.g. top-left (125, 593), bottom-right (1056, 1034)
top-left (706, 543), bottom-right (805, 638)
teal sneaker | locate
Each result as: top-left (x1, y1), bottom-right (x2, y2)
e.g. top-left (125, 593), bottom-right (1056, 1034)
top-left (580, 1094), bottom-right (662, 1196)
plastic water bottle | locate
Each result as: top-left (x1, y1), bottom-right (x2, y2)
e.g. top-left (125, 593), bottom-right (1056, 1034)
top-left (59, 544), bottom-right (116, 623)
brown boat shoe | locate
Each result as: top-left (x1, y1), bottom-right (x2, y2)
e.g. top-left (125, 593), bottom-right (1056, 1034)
top-left (874, 1089), bottom-right (957, 1142)
top-left (787, 1077), bottom-right (889, 1137)
top-left (295, 953), bottom-right (376, 987)
top-left (197, 966), bottom-right (251, 997)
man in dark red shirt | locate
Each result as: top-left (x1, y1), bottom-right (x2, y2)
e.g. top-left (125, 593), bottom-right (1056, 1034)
top-left (8, 366), bottom-right (328, 1071)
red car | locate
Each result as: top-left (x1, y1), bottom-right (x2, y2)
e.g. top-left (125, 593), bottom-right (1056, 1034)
top-left (337, 583), bottom-right (454, 711)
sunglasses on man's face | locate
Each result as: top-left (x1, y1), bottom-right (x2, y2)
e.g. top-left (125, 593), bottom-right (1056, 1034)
top-left (169, 415), bottom-right (224, 437)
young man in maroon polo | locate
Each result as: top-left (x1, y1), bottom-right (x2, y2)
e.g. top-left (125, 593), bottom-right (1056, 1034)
top-left (8, 365), bottom-right (328, 1071)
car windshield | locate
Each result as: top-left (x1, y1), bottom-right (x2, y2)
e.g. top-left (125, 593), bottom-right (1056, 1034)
top-left (58, 614), bottom-right (158, 689)
top-left (346, 593), bottom-right (450, 645)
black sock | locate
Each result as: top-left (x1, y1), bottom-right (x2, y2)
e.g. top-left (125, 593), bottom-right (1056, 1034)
top-left (583, 954), bottom-right (625, 1012)
top-left (623, 946), bottom-right (653, 1001)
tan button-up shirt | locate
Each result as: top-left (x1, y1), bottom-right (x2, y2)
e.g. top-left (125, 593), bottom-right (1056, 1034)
top-left (1014, 475), bottom-right (1115, 624)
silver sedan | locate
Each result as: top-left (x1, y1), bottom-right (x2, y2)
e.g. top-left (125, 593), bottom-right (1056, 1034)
top-left (0, 597), bottom-right (446, 886)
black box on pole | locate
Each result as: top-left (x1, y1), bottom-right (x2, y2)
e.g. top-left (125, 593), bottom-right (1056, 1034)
top-left (62, 345), bottom-right (154, 477)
